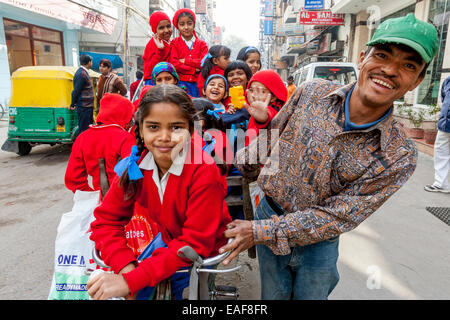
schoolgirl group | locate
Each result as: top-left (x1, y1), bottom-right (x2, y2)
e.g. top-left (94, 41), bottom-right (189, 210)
top-left (65, 8), bottom-right (288, 300)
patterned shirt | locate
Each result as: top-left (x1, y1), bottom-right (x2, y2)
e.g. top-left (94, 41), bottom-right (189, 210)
top-left (234, 79), bottom-right (417, 255)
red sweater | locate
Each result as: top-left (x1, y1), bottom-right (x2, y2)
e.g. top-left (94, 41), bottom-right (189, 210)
top-left (245, 105), bottom-right (279, 146)
top-left (65, 125), bottom-right (135, 193)
top-left (142, 38), bottom-right (171, 81)
top-left (89, 140), bottom-right (231, 295)
top-left (169, 37), bottom-right (209, 83)
top-left (197, 65), bottom-right (225, 97)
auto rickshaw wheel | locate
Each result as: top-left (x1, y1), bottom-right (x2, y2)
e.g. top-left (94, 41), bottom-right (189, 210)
top-left (17, 142), bottom-right (32, 156)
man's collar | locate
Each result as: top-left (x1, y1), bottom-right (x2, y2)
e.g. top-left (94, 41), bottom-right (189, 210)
top-left (325, 81), bottom-right (396, 151)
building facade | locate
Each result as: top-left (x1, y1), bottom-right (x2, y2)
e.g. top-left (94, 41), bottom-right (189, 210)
top-left (0, 0), bottom-right (117, 109)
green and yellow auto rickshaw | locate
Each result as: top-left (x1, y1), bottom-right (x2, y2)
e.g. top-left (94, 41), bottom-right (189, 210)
top-left (1, 66), bottom-right (100, 155)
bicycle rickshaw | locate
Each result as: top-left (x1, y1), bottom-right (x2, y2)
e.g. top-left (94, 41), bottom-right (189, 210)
top-left (1, 66), bottom-right (100, 156)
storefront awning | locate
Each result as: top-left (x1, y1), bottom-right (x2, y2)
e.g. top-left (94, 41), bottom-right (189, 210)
top-left (80, 51), bottom-right (123, 71)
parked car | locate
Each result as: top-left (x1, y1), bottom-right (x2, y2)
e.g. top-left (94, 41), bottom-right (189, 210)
top-left (292, 62), bottom-right (359, 87)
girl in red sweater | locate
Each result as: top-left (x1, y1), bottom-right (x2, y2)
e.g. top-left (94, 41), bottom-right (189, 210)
top-left (197, 45), bottom-right (231, 95)
top-left (169, 8), bottom-right (208, 98)
top-left (87, 85), bottom-right (231, 300)
top-left (143, 11), bottom-right (172, 85)
top-left (244, 70), bottom-right (287, 146)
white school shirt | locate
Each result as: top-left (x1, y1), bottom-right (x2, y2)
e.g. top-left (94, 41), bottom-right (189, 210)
top-left (182, 36), bottom-right (195, 50)
top-left (138, 150), bottom-right (186, 203)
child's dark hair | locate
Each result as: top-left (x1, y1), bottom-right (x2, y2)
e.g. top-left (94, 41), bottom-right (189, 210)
top-left (119, 84), bottom-right (196, 196)
top-left (192, 98), bottom-right (225, 132)
top-left (201, 45), bottom-right (231, 79)
top-left (236, 46), bottom-right (261, 63)
top-left (224, 60), bottom-right (253, 86)
top-left (177, 11), bottom-right (195, 24)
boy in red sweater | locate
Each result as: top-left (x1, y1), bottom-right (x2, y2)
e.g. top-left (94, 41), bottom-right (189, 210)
top-left (142, 11), bottom-right (172, 85)
top-left (64, 93), bottom-right (135, 194)
top-left (169, 8), bottom-right (208, 97)
top-left (87, 85), bottom-right (231, 300)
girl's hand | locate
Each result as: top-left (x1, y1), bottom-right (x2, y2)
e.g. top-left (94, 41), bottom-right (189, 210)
top-left (226, 103), bottom-right (236, 114)
top-left (153, 35), bottom-right (165, 49)
top-left (87, 272), bottom-right (130, 300)
top-left (245, 93), bottom-right (272, 123)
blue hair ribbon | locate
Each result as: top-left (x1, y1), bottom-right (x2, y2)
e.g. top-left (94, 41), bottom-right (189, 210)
top-left (207, 107), bottom-right (225, 120)
top-left (114, 145), bottom-right (144, 181)
top-left (202, 132), bottom-right (216, 155)
top-left (201, 53), bottom-right (212, 67)
top-left (244, 46), bottom-right (258, 54)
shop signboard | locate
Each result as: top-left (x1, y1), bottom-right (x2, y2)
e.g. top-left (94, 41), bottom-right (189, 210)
top-left (304, 0), bottom-right (324, 10)
top-left (264, 0), bottom-right (275, 17)
top-left (195, 0), bottom-right (207, 14)
top-left (299, 10), bottom-right (345, 26)
top-left (264, 17), bottom-right (274, 35)
top-left (0, 0), bottom-right (116, 34)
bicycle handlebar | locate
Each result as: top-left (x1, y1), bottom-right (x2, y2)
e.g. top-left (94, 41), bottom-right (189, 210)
top-left (92, 237), bottom-right (237, 270)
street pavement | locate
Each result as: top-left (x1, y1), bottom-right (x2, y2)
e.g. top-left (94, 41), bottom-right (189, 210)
top-left (0, 119), bottom-right (448, 300)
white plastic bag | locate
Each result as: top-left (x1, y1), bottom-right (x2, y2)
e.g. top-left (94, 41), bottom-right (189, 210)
top-left (48, 190), bottom-right (101, 300)
top-left (248, 181), bottom-right (265, 214)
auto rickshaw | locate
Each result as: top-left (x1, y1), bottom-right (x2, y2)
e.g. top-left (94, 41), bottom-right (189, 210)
top-left (1, 66), bottom-right (100, 156)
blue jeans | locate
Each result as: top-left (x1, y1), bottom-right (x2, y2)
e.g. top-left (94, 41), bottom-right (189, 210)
top-left (255, 196), bottom-right (340, 300)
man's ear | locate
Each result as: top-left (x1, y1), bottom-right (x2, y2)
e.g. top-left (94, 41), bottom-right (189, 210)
top-left (357, 50), bottom-right (367, 71)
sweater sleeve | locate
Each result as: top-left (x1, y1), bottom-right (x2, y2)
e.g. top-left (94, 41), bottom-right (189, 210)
top-left (64, 136), bottom-right (94, 192)
top-left (114, 77), bottom-right (128, 96)
top-left (169, 40), bottom-right (196, 75)
top-left (143, 39), bottom-right (167, 80)
top-left (122, 166), bottom-right (226, 295)
top-left (185, 40), bottom-right (209, 69)
top-left (89, 176), bottom-right (138, 273)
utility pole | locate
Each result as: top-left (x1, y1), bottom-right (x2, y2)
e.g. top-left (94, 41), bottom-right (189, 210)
top-left (123, 0), bottom-right (130, 87)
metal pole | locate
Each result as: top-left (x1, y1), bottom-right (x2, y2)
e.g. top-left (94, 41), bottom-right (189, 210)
top-left (123, 0), bottom-right (130, 87)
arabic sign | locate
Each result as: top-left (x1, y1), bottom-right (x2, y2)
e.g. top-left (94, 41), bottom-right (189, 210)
top-left (0, 0), bottom-right (116, 34)
top-left (299, 10), bottom-right (345, 26)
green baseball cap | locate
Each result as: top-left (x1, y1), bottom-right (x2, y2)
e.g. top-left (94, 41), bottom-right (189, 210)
top-left (366, 13), bottom-right (438, 63)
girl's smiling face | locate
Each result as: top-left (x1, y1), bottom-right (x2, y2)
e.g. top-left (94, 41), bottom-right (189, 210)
top-left (203, 78), bottom-right (227, 104)
top-left (177, 16), bottom-right (195, 40)
top-left (227, 68), bottom-right (248, 87)
top-left (140, 102), bottom-right (190, 175)
top-left (156, 19), bottom-right (172, 42)
top-left (245, 52), bottom-right (261, 75)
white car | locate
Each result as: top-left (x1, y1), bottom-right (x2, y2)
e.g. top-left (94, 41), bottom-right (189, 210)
top-left (292, 62), bottom-right (359, 87)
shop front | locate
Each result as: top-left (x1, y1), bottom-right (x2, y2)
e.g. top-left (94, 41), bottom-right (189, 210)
top-left (0, 0), bottom-right (117, 111)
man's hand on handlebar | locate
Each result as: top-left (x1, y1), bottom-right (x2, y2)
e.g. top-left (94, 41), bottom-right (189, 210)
top-left (219, 220), bottom-right (254, 265)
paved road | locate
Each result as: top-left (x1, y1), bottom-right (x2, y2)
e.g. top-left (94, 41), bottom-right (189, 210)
top-left (0, 120), bottom-right (448, 300)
